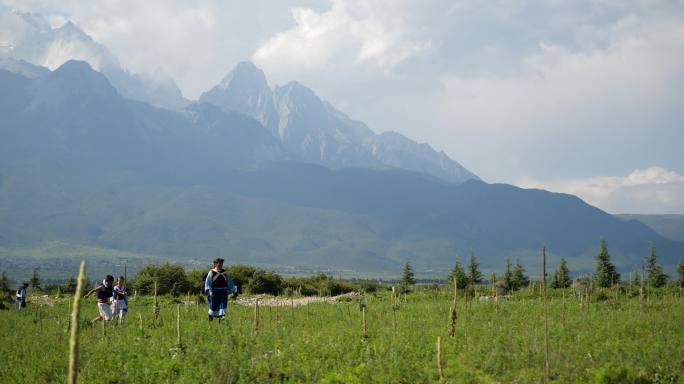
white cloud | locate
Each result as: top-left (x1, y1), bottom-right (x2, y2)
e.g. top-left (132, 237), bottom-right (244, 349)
top-left (0, 8), bottom-right (120, 71)
top-left (518, 167), bottom-right (684, 214)
top-left (252, 0), bottom-right (428, 75)
top-left (623, 166), bottom-right (684, 186)
top-left (433, 14), bottom-right (684, 181)
top-left (0, 0), bottom-right (313, 98)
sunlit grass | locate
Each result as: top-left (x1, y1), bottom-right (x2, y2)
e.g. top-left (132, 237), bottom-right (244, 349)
top-left (0, 289), bottom-right (682, 383)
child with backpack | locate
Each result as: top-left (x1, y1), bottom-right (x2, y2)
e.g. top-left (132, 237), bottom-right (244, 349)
top-left (15, 283), bottom-right (28, 309)
top-left (204, 258), bottom-right (238, 322)
top-left (85, 275), bottom-right (115, 322)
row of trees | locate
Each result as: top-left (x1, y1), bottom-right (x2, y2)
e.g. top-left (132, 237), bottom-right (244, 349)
top-left (428, 239), bottom-right (682, 295)
top-left (2, 240), bottom-right (682, 298)
top-left (439, 253), bottom-right (571, 294)
top-left (594, 239), bottom-right (672, 288)
top-left (128, 263), bottom-right (381, 297)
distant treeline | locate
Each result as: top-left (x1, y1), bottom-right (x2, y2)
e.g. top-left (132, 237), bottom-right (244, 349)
top-left (2, 240), bottom-right (683, 297)
top-left (0, 264), bottom-right (385, 297)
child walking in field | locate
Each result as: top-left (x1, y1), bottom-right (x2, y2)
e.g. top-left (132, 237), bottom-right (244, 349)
top-left (111, 276), bottom-right (128, 325)
top-left (85, 275), bottom-right (115, 322)
top-left (205, 258), bottom-right (237, 322)
top-left (15, 283), bottom-right (28, 309)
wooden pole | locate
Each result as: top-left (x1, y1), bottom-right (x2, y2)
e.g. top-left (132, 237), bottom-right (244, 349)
top-left (253, 298), bottom-right (260, 334)
top-left (362, 306), bottom-right (368, 339)
top-left (542, 247), bottom-right (550, 383)
top-left (176, 305), bottom-right (182, 350)
top-left (437, 336), bottom-right (445, 383)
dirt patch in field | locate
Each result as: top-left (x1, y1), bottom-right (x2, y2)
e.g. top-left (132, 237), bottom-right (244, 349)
top-left (234, 292), bottom-right (361, 307)
top-left (28, 295), bottom-right (57, 306)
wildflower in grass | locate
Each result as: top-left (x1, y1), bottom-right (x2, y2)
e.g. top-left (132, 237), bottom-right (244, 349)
top-left (204, 258), bottom-right (238, 322)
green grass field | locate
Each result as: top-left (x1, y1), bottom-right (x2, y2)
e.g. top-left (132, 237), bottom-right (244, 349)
top-left (1, 288), bottom-right (683, 383)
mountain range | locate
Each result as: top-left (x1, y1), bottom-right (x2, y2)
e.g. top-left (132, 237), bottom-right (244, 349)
top-left (1, 58), bottom-right (682, 281)
top-left (200, 62), bottom-right (477, 184)
top-left (0, 8), bottom-right (188, 109)
top-left (0, 14), bottom-right (682, 280)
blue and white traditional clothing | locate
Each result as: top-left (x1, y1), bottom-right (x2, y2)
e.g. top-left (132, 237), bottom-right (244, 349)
top-left (111, 285), bottom-right (128, 322)
top-left (15, 286), bottom-right (26, 309)
top-left (204, 268), bottom-right (237, 318)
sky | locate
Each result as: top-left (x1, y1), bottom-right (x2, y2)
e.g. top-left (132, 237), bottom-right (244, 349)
top-left (1, 0), bottom-right (683, 214)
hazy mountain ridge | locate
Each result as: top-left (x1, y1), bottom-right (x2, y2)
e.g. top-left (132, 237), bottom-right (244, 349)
top-left (201, 62), bottom-right (479, 184)
top-left (617, 214), bottom-right (684, 242)
top-left (1, 60), bottom-right (682, 277)
top-left (0, 9), bottom-right (188, 110)
top-left (0, 61), bottom-right (285, 171)
top-left (2, 9), bottom-right (478, 184)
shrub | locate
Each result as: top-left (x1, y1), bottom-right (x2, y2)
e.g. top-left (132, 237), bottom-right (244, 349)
top-left (226, 264), bottom-right (259, 293)
top-left (352, 280), bottom-right (381, 294)
top-left (247, 269), bottom-right (283, 295)
top-left (283, 274), bottom-right (355, 296)
top-left (592, 291), bottom-right (609, 302)
top-left (132, 263), bottom-right (190, 296)
top-left (186, 269), bottom-right (206, 294)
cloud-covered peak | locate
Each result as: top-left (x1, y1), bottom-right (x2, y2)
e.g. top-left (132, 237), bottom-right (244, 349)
top-left (54, 58), bottom-right (93, 72)
top-left (0, 7), bottom-right (187, 110)
top-left (11, 9), bottom-right (51, 32)
top-left (0, 9), bottom-right (119, 72)
top-left (217, 61), bottom-right (268, 90)
top-left (275, 80), bottom-right (319, 102)
top-left (200, 61), bottom-right (277, 130)
top-left (46, 59), bottom-right (117, 96)
top-left (55, 20), bottom-right (89, 38)
top-left (0, 56), bottom-right (49, 78)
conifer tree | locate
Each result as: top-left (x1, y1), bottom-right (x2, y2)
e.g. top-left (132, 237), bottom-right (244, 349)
top-left (400, 260), bottom-right (416, 292)
top-left (551, 258), bottom-right (572, 289)
top-left (64, 275), bottom-right (78, 294)
top-left (467, 253), bottom-right (483, 286)
top-left (511, 259), bottom-right (530, 290)
top-left (500, 259), bottom-right (513, 293)
top-left (447, 259), bottom-right (468, 290)
top-left (489, 272), bottom-right (497, 292)
top-left (29, 267), bottom-right (41, 290)
top-left (645, 244), bottom-right (668, 288)
top-left (0, 271), bottom-right (9, 294)
top-left (630, 270), bottom-right (641, 286)
top-left (594, 238), bottom-right (620, 288)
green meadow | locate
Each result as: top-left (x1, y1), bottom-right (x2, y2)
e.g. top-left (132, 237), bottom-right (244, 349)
top-left (1, 286), bottom-right (682, 383)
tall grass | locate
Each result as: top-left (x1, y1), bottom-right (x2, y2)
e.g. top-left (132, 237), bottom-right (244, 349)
top-left (67, 260), bottom-right (86, 384)
top-left (2, 283), bottom-right (683, 383)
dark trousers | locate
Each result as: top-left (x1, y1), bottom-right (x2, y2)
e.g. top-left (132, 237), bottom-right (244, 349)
top-left (208, 290), bottom-right (228, 317)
